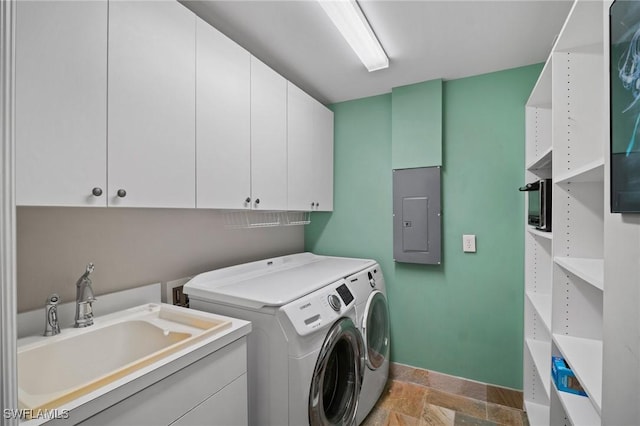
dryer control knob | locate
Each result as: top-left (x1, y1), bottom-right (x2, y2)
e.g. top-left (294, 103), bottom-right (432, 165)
top-left (327, 294), bottom-right (341, 312)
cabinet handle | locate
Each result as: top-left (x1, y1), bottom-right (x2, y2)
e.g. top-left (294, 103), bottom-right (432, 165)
top-left (311, 202), bottom-right (315, 207)
top-left (92, 187), bottom-right (103, 197)
top-left (255, 198), bottom-right (260, 205)
top-left (117, 189), bottom-right (127, 198)
top-left (245, 197), bottom-right (251, 204)
top-left (316, 202), bottom-right (319, 208)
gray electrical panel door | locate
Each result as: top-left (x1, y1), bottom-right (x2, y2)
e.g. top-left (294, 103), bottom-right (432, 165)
top-left (393, 167), bottom-right (441, 264)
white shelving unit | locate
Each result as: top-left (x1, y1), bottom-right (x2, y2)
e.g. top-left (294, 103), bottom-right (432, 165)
top-left (523, 51), bottom-right (553, 422)
top-left (527, 146), bottom-right (553, 171)
top-left (526, 338), bottom-right (552, 398)
top-left (526, 292), bottom-right (552, 333)
top-left (552, 385), bottom-right (600, 426)
top-left (528, 227), bottom-right (553, 240)
top-left (523, 1), bottom-right (606, 424)
top-left (553, 335), bottom-right (603, 412)
top-left (523, 12), bottom-right (554, 425)
top-left (554, 159), bottom-right (604, 184)
top-left (523, 61), bottom-right (553, 423)
top-left (554, 257), bottom-right (604, 291)
top-left (526, 400), bottom-right (551, 426)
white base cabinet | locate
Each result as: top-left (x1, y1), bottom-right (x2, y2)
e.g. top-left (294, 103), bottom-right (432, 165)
top-left (79, 337), bottom-right (248, 426)
top-left (172, 375), bottom-right (247, 426)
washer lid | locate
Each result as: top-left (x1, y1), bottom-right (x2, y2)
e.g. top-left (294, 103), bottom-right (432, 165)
top-left (183, 252), bottom-right (375, 310)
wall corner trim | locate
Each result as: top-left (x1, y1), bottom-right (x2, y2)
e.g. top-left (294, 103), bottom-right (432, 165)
top-left (0, 0), bottom-right (18, 422)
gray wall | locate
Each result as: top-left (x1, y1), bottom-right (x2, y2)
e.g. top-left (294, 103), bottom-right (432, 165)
top-left (17, 207), bottom-right (304, 312)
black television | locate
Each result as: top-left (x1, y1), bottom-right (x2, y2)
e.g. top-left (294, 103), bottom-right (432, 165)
top-left (611, 0), bottom-right (640, 213)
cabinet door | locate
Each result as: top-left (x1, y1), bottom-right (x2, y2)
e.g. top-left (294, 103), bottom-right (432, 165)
top-left (196, 18), bottom-right (251, 209)
top-left (171, 374), bottom-right (248, 426)
top-left (80, 338), bottom-right (247, 426)
top-left (16, 1), bottom-right (107, 206)
top-left (250, 57), bottom-right (287, 211)
top-left (287, 83), bottom-right (334, 211)
top-left (108, 1), bottom-right (196, 208)
top-left (311, 103), bottom-right (334, 212)
top-left (287, 83), bottom-right (315, 211)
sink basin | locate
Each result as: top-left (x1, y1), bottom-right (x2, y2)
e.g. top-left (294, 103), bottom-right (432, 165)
top-left (18, 303), bottom-right (231, 412)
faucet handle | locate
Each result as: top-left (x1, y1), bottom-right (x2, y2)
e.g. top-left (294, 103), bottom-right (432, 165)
top-left (85, 263), bottom-right (95, 275)
top-left (44, 293), bottom-right (61, 336)
top-left (47, 293), bottom-right (60, 305)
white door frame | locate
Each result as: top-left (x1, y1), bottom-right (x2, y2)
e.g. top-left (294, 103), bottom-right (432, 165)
top-left (1, 0), bottom-right (18, 424)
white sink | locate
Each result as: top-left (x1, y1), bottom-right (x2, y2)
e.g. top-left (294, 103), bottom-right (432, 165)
top-left (18, 303), bottom-right (231, 412)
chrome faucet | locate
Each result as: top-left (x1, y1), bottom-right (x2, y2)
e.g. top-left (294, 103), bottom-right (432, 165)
top-left (75, 263), bottom-right (96, 328)
top-left (43, 293), bottom-right (61, 336)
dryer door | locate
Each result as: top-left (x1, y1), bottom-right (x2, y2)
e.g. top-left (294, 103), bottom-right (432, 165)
top-left (309, 317), bottom-right (363, 426)
top-left (362, 290), bottom-right (390, 370)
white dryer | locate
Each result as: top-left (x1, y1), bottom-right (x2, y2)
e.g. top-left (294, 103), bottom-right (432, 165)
top-left (346, 265), bottom-right (390, 425)
top-left (183, 253), bottom-right (377, 426)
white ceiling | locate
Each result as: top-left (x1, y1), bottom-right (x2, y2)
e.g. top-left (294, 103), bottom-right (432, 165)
top-left (180, 0), bottom-right (574, 105)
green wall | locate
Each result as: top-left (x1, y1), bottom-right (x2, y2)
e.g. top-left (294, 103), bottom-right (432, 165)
top-left (305, 64), bottom-right (542, 389)
top-left (392, 79), bottom-right (443, 168)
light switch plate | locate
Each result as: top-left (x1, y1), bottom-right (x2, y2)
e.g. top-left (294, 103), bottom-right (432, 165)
top-left (463, 234), bottom-right (476, 253)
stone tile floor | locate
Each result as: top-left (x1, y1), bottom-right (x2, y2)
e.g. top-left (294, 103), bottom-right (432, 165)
top-left (362, 364), bottom-right (530, 426)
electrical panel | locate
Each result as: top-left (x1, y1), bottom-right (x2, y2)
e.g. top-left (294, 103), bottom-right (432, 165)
top-left (392, 166), bottom-right (441, 265)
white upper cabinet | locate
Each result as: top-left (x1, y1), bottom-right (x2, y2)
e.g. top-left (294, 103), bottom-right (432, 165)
top-left (108, 1), bottom-right (196, 208)
top-left (196, 18), bottom-right (251, 209)
top-left (15, 0), bottom-right (333, 213)
top-left (16, 0), bottom-right (108, 206)
top-left (311, 102), bottom-right (334, 211)
top-left (287, 83), bottom-right (334, 211)
top-left (250, 57), bottom-right (288, 211)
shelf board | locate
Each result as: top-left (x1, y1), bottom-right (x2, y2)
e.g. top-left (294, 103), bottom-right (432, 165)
top-left (554, 257), bottom-right (604, 291)
top-left (526, 147), bottom-right (553, 171)
top-left (527, 227), bottom-right (553, 240)
top-left (553, 334), bottom-right (603, 413)
top-left (526, 338), bottom-right (552, 398)
top-left (526, 292), bottom-right (552, 334)
top-left (554, 158), bottom-right (604, 184)
top-left (524, 400), bottom-right (550, 426)
top-left (552, 383), bottom-right (601, 426)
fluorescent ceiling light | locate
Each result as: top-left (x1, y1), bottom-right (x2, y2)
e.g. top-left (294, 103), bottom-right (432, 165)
top-left (318, 0), bottom-right (389, 72)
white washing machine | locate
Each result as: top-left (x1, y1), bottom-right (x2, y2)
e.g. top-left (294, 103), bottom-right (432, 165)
top-left (346, 265), bottom-right (390, 425)
top-left (183, 253), bottom-right (378, 426)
